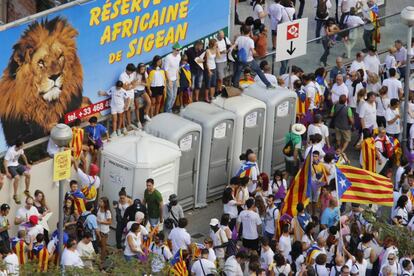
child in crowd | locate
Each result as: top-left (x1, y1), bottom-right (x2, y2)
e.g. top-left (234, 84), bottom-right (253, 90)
top-left (0, 203), bottom-right (10, 250)
top-left (29, 233), bottom-right (50, 272)
top-left (239, 68), bottom-right (255, 89)
top-left (85, 116), bottom-right (109, 163)
top-left (98, 81), bottom-right (128, 138)
top-left (134, 63), bottom-right (152, 128)
top-left (178, 54), bottom-right (192, 110)
top-left (148, 55), bottom-right (167, 117)
top-left (334, 147), bottom-right (350, 165)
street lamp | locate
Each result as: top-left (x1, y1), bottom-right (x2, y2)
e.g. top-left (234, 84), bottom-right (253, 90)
top-left (50, 124), bottom-right (72, 262)
top-left (401, 6), bottom-right (414, 152)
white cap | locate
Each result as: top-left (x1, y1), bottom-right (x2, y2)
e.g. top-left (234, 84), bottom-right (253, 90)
top-left (209, 218), bottom-right (219, 226)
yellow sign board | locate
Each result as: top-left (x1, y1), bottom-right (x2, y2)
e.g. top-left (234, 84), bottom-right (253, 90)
top-left (53, 150), bottom-right (71, 181)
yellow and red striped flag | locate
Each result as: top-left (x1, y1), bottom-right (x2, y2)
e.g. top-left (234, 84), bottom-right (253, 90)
top-left (281, 147), bottom-right (313, 217)
top-left (337, 165), bottom-right (393, 206)
top-left (170, 249), bottom-right (188, 276)
top-left (361, 137), bottom-right (377, 172)
top-left (71, 127), bottom-right (84, 160)
top-left (12, 239), bottom-right (27, 265)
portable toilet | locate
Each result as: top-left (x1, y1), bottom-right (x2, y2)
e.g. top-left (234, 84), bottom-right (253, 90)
top-left (145, 113), bottom-right (202, 210)
top-left (182, 102), bottom-right (236, 206)
top-left (100, 132), bottom-right (181, 210)
top-left (212, 95), bottom-right (266, 175)
top-left (244, 84), bottom-right (297, 174)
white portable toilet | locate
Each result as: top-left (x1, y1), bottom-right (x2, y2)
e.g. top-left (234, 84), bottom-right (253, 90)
top-left (100, 132), bottom-right (181, 209)
top-left (212, 95), bottom-right (266, 175)
top-left (244, 84), bottom-right (297, 174)
top-left (145, 113), bottom-right (202, 210)
top-left (182, 102), bottom-right (236, 206)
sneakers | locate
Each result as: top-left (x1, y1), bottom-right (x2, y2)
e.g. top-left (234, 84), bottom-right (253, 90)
top-left (117, 129), bottom-right (122, 136)
top-left (24, 190), bottom-right (30, 197)
top-left (143, 115), bottom-right (151, 122)
top-left (137, 121), bottom-right (143, 129)
top-left (129, 124), bottom-right (138, 131)
top-left (13, 195), bottom-right (21, 204)
top-left (110, 132), bottom-right (118, 138)
top-left (266, 84), bottom-right (276, 89)
top-left (122, 128), bottom-right (128, 135)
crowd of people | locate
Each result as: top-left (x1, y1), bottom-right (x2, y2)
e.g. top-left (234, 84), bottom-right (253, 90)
top-left (0, 0), bottom-right (413, 275)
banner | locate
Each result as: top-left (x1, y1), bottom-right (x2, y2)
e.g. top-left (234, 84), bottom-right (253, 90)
top-left (0, 0), bottom-right (230, 151)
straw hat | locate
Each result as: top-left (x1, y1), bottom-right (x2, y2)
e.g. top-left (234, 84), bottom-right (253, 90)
top-left (291, 123), bottom-right (306, 135)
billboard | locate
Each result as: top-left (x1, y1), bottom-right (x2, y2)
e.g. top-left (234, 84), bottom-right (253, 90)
top-left (0, 0), bottom-right (230, 151)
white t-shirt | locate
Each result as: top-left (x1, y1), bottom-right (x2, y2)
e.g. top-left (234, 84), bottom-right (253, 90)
top-left (26, 225), bottom-right (44, 244)
top-left (382, 78), bottom-right (402, 100)
top-left (224, 200), bottom-right (238, 219)
top-left (385, 54), bottom-right (397, 70)
top-left (307, 124), bottom-right (329, 145)
top-left (254, 73), bottom-right (278, 87)
top-left (253, 4), bottom-right (265, 24)
top-left (76, 240), bottom-right (95, 269)
top-left (216, 38), bottom-right (231, 63)
top-left (16, 206), bottom-right (39, 231)
top-left (264, 206), bottom-right (279, 235)
top-left (260, 247), bottom-right (274, 270)
top-left (281, 7), bottom-right (295, 23)
top-left (223, 255), bottom-right (243, 276)
top-left (168, 227), bottom-right (191, 255)
top-left (206, 50), bottom-right (217, 70)
top-left (364, 55), bottom-right (381, 75)
top-left (4, 254), bottom-right (19, 275)
top-left (385, 108), bottom-right (401, 134)
top-left (5, 146), bottom-right (24, 167)
top-left (191, 259), bottom-right (216, 276)
top-left (134, 72), bottom-right (148, 91)
top-left (359, 101), bottom-right (377, 129)
top-left (77, 168), bottom-right (101, 190)
top-left (407, 102), bottom-right (414, 124)
top-left (106, 86), bottom-right (127, 109)
top-left (164, 53), bottom-right (181, 81)
top-left (279, 235), bottom-right (292, 260)
top-left (274, 264), bottom-right (292, 275)
top-left (150, 68), bottom-right (165, 87)
top-left (376, 97), bottom-right (390, 117)
top-left (119, 71), bottom-right (136, 99)
top-left (237, 210), bottom-right (262, 240)
top-left (350, 60), bottom-right (366, 74)
top-left (125, 222), bottom-right (148, 235)
top-left (61, 248), bottom-right (84, 268)
top-left (305, 83), bottom-right (318, 110)
top-left (150, 242), bottom-right (173, 272)
top-left (235, 36), bottom-right (254, 62)
top-left (247, 162), bottom-right (260, 194)
top-left (331, 83), bottom-right (349, 103)
top-left (124, 231), bottom-right (142, 256)
top-left (345, 14), bottom-right (364, 28)
top-left (346, 80), bottom-right (363, 108)
top-left (267, 3), bottom-right (283, 30)
top-left (97, 209), bottom-right (111, 234)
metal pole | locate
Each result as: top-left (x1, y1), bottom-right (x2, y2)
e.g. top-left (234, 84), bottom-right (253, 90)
top-left (402, 26), bottom-right (412, 152)
top-left (229, 0), bottom-right (236, 39)
top-left (58, 148), bottom-right (65, 264)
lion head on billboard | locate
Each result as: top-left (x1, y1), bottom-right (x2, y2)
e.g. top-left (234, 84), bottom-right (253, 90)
top-left (0, 17), bottom-right (87, 145)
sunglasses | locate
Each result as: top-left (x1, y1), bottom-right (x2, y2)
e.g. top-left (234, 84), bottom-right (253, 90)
top-left (388, 258), bottom-right (394, 261)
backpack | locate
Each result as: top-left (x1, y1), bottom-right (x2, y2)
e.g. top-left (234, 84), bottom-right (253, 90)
top-left (283, 134), bottom-right (295, 157)
top-left (150, 243), bottom-right (167, 261)
top-left (316, 0), bottom-right (329, 19)
top-left (238, 47), bottom-right (248, 63)
top-left (76, 213), bottom-right (92, 239)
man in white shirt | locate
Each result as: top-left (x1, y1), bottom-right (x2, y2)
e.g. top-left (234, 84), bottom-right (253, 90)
top-left (223, 251), bottom-right (247, 276)
top-left (260, 238), bottom-right (274, 270)
top-left (76, 232), bottom-right (95, 269)
top-left (364, 46), bottom-right (381, 76)
top-left (231, 24), bottom-right (273, 89)
top-left (304, 74), bottom-right (318, 111)
top-left (191, 248), bottom-right (216, 276)
top-left (331, 74), bottom-right (349, 104)
top-left (0, 246), bottom-right (19, 275)
top-left (278, 224), bottom-right (292, 260)
top-left (209, 218), bottom-right (228, 266)
top-left (382, 68), bottom-right (403, 100)
top-left (73, 161), bottom-right (100, 201)
top-left (119, 63), bottom-right (138, 131)
top-left (61, 238), bottom-right (84, 269)
top-left (3, 139), bottom-right (31, 204)
top-left (216, 31), bottom-right (231, 92)
top-left (254, 61), bottom-right (278, 87)
top-left (168, 218), bottom-right (191, 255)
top-left (14, 197), bottom-right (40, 231)
top-left (236, 198), bottom-right (262, 252)
top-left (359, 92), bottom-right (378, 130)
top-left (267, 0), bottom-right (283, 50)
top-left (164, 43), bottom-right (181, 113)
top-left (385, 98), bottom-right (401, 138)
top-left (263, 195), bottom-right (278, 241)
top-left (395, 40), bottom-right (407, 73)
top-left (350, 52), bottom-right (366, 75)
top-left (150, 232), bottom-right (173, 273)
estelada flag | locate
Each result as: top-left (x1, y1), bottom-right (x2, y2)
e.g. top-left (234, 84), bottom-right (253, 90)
top-left (11, 238), bottom-right (26, 265)
top-left (281, 147), bottom-right (313, 217)
top-left (170, 249), bottom-right (188, 276)
top-left (337, 165), bottom-right (393, 206)
top-left (235, 162), bottom-right (255, 178)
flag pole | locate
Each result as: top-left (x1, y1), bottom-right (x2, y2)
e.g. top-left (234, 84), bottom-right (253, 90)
top-left (334, 165), bottom-right (344, 255)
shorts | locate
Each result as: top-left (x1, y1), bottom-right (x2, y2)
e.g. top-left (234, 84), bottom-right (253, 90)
top-left (150, 86), bottom-right (164, 97)
top-left (205, 69), bottom-right (217, 89)
top-left (216, 62), bottom-right (227, 80)
top-left (335, 128), bottom-right (352, 143)
top-left (110, 105), bottom-right (124, 115)
top-left (134, 89), bottom-right (146, 98)
top-left (310, 185), bottom-right (321, 203)
top-left (87, 139), bottom-right (102, 150)
top-left (242, 238), bottom-right (259, 252)
top-left (8, 165), bottom-right (27, 178)
top-left (191, 71), bottom-right (203, 90)
top-left (271, 29), bottom-right (277, 36)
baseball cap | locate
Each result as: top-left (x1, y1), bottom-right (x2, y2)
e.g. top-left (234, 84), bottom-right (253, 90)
top-left (89, 163), bottom-right (99, 176)
top-left (169, 194), bottom-right (178, 202)
top-left (0, 204), bottom-right (10, 211)
top-left (172, 42), bottom-right (181, 50)
top-left (209, 218), bottom-right (219, 226)
top-left (29, 215), bottom-right (38, 225)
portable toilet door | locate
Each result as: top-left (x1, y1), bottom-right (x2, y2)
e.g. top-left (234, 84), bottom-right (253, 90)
top-left (244, 84), bottom-right (297, 174)
top-left (145, 113), bottom-right (202, 210)
top-left (212, 94), bottom-right (266, 174)
top-left (182, 102), bottom-right (236, 205)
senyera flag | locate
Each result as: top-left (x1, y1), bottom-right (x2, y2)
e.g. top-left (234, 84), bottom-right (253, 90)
top-left (336, 165), bottom-right (393, 206)
top-left (281, 148), bottom-right (313, 217)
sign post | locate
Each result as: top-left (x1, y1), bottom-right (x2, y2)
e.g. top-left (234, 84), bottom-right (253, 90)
top-left (276, 18), bottom-right (308, 62)
top-left (53, 150), bottom-right (71, 182)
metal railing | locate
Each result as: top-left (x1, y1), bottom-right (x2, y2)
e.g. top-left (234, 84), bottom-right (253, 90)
top-left (0, 10), bottom-right (406, 159)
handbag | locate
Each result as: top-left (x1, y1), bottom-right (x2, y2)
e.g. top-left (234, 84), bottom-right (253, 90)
top-left (221, 86), bottom-right (242, 98)
top-left (164, 204), bottom-right (178, 229)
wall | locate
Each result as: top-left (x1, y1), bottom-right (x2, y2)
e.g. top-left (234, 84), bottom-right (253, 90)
top-left (5, 0), bottom-right (37, 23)
top-left (0, 158), bottom-right (72, 237)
